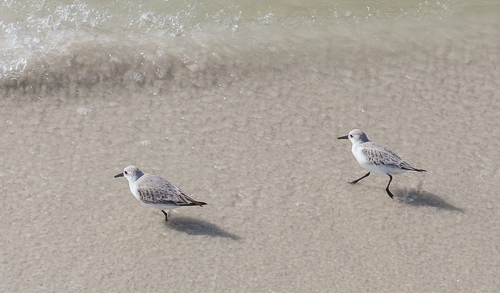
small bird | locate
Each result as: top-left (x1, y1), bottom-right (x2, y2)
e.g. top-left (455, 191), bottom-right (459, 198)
top-left (114, 165), bottom-right (207, 221)
top-left (338, 129), bottom-right (426, 199)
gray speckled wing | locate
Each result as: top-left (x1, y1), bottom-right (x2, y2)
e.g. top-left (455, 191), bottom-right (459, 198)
top-left (136, 174), bottom-right (196, 206)
top-left (361, 142), bottom-right (404, 167)
top-left (361, 142), bottom-right (422, 171)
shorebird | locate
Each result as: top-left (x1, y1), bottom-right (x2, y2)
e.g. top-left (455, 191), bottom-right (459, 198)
top-left (115, 165), bottom-right (207, 221)
top-left (338, 129), bottom-right (426, 199)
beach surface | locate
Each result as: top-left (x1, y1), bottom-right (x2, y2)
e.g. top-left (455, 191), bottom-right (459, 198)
top-left (1, 0), bottom-right (500, 291)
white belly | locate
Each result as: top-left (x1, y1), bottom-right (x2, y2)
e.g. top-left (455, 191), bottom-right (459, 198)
top-left (142, 203), bottom-right (180, 210)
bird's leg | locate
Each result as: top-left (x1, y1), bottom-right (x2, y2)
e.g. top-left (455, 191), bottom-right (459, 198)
top-left (385, 174), bottom-right (394, 199)
top-left (161, 210), bottom-right (169, 221)
top-left (349, 172), bottom-right (370, 184)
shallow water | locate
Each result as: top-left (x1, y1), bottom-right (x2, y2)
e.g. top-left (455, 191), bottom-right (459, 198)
top-left (1, 0), bottom-right (500, 291)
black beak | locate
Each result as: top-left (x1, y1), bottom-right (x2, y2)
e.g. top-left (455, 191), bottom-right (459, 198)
top-left (338, 135), bottom-right (349, 139)
top-left (114, 173), bottom-right (124, 178)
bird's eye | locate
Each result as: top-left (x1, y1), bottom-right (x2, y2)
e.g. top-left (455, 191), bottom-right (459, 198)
top-left (349, 134), bottom-right (353, 138)
top-left (124, 171), bottom-right (128, 175)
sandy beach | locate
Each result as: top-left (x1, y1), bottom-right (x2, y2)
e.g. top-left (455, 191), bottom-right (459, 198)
top-left (1, 0), bottom-right (500, 291)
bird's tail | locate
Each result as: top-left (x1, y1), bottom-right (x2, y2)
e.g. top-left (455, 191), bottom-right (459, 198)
top-left (183, 200), bottom-right (207, 207)
top-left (401, 161), bottom-right (426, 172)
top-left (193, 200), bottom-right (207, 207)
top-left (182, 193), bottom-right (207, 207)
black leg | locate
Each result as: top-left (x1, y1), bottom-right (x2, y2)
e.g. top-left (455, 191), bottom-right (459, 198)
top-left (385, 174), bottom-right (394, 199)
top-left (349, 172), bottom-right (370, 184)
top-left (161, 210), bottom-right (169, 221)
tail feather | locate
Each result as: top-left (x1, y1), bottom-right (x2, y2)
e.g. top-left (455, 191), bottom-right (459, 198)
top-left (194, 201), bottom-right (207, 207)
top-left (182, 201), bottom-right (207, 207)
top-left (181, 192), bottom-right (207, 207)
top-left (401, 161), bottom-right (426, 172)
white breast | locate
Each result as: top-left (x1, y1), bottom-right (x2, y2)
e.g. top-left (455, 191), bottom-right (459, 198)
top-left (129, 181), bottom-right (142, 202)
top-left (352, 145), bottom-right (370, 167)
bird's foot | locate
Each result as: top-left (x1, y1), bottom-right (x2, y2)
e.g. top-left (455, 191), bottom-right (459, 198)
top-left (161, 210), bottom-right (169, 221)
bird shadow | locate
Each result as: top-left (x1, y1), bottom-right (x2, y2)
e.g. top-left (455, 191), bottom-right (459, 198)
top-left (393, 188), bottom-right (464, 212)
top-left (165, 217), bottom-right (241, 240)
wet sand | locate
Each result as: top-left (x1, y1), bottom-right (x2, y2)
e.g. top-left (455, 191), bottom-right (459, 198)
top-left (1, 5), bottom-right (500, 292)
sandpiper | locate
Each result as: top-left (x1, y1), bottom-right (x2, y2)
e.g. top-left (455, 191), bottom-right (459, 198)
top-left (338, 129), bottom-right (426, 199)
top-left (115, 165), bottom-right (207, 221)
